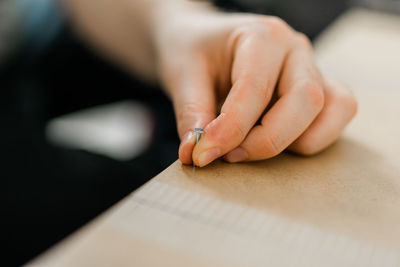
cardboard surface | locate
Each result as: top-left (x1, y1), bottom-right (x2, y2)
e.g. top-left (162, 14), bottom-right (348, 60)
top-left (31, 8), bottom-right (400, 267)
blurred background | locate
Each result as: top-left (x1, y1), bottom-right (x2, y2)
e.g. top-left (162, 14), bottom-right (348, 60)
top-left (1, 0), bottom-right (399, 265)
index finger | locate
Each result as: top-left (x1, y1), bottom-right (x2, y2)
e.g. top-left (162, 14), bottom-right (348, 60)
top-left (192, 20), bottom-right (291, 167)
top-left (225, 33), bottom-right (325, 162)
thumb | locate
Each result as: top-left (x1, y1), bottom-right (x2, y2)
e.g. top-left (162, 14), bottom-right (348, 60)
top-left (170, 63), bottom-right (216, 165)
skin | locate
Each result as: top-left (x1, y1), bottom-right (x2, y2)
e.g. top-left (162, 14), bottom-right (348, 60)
top-left (63, 0), bottom-right (358, 167)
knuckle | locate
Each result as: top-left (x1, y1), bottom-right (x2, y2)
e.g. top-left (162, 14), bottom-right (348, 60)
top-left (236, 75), bottom-right (268, 100)
top-left (177, 102), bottom-right (200, 121)
top-left (240, 16), bottom-right (292, 41)
top-left (300, 81), bottom-right (325, 112)
top-left (263, 16), bottom-right (290, 32)
top-left (261, 134), bottom-right (282, 157)
top-left (332, 90), bottom-right (358, 119)
top-left (263, 16), bottom-right (292, 40)
top-left (295, 32), bottom-right (313, 50)
top-left (229, 115), bottom-right (247, 141)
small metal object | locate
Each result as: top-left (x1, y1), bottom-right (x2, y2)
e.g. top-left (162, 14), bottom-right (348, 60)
top-left (194, 128), bottom-right (205, 144)
top-left (193, 128), bottom-right (205, 168)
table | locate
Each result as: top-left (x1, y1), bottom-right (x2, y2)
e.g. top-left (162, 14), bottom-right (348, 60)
top-left (31, 8), bottom-right (400, 267)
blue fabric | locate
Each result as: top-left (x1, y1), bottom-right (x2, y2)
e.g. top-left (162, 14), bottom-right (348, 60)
top-left (19, 0), bottom-right (64, 55)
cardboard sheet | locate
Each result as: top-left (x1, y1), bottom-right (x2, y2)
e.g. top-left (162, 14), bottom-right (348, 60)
top-left (32, 8), bottom-right (400, 267)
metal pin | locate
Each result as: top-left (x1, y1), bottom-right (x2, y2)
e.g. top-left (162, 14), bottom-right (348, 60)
top-left (193, 128), bottom-right (205, 168)
top-left (194, 128), bottom-right (205, 145)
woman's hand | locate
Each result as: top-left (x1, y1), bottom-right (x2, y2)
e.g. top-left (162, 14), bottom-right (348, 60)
top-left (63, 0), bottom-right (357, 167)
top-left (156, 5), bottom-right (357, 167)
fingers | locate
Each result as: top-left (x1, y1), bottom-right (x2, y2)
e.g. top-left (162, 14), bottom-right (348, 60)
top-left (225, 34), bottom-right (325, 162)
top-left (173, 57), bottom-right (217, 165)
top-left (288, 78), bottom-right (358, 155)
top-left (192, 21), bottom-right (291, 167)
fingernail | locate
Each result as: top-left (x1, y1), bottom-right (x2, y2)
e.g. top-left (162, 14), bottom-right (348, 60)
top-left (224, 147), bottom-right (248, 163)
top-left (197, 148), bottom-right (220, 167)
top-left (180, 131), bottom-right (195, 148)
top-left (179, 131), bottom-right (196, 164)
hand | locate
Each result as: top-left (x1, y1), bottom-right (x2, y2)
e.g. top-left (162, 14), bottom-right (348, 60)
top-left (156, 7), bottom-right (357, 167)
